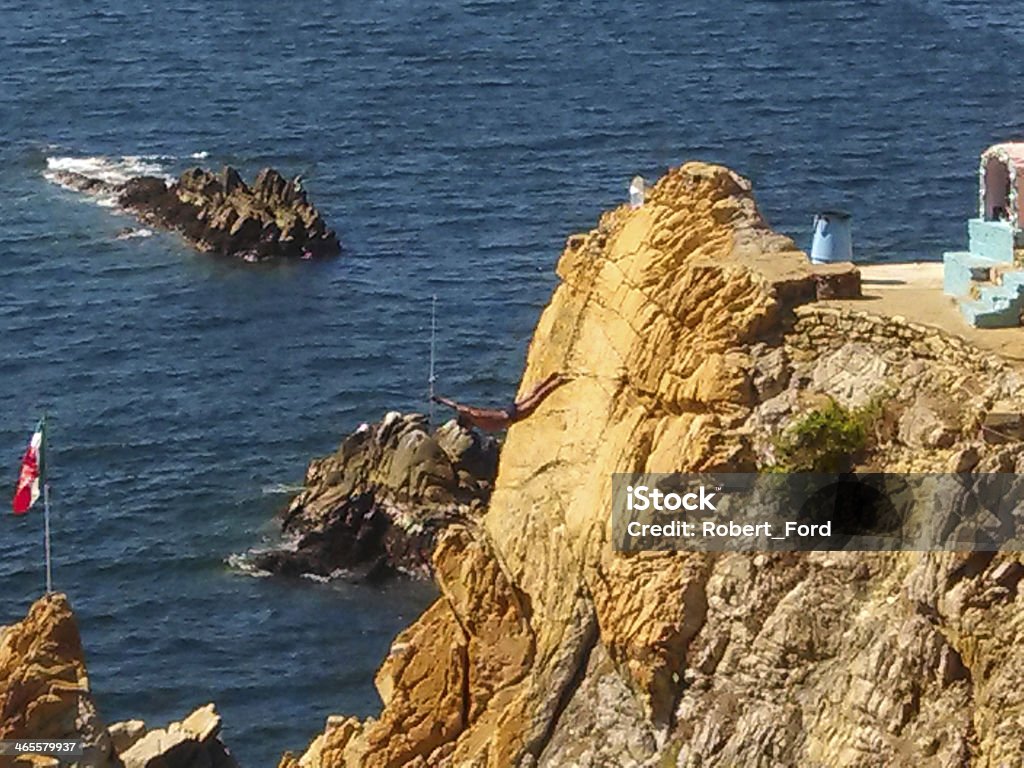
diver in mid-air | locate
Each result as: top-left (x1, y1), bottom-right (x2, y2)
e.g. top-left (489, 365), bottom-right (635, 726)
top-left (432, 372), bottom-right (569, 432)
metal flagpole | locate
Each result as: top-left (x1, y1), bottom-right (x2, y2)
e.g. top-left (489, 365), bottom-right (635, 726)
top-left (429, 295), bottom-right (437, 428)
top-left (41, 414), bottom-right (52, 594)
top-left (43, 483), bottom-right (52, 594)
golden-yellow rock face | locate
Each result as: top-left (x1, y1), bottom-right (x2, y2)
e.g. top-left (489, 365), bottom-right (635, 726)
top-left (287, 163), bottom-right (810, 767)
top-left (0, 593), bottom-right (89, 736)
top-left (0, 592), bottom-right (113, 765)
top-left (289, 163), bottom-right (1024, 767)
top-left (1, 595), bottom-right (240, 768)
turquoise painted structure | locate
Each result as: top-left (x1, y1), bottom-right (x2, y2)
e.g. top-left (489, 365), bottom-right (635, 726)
top-left (943, 143), bottom-right (1024, 328)
top-left (810, 210), bottom-right (853, 264)
top-left (967, 218), bottom-right (1016, 262)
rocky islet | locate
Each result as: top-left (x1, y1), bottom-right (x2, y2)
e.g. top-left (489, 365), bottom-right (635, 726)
top-left (50, 165), bottom-right (340, 261)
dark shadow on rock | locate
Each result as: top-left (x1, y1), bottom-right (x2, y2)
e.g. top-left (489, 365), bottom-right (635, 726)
top-left (798, 474), bottom-right (903, 548)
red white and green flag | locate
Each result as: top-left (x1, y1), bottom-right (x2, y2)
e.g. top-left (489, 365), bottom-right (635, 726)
top-left (13, 419), bottom-right (45, 515)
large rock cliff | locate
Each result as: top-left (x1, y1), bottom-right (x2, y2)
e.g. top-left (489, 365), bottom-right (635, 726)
top-left (264, 161), bottom-right (1017, 766)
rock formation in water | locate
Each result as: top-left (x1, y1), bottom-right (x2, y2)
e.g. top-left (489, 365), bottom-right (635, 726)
top-left (279, 163), bottom-right (1024, 767)
top-left (253, 413), bottom-right (498, 582)
top-left (0, 593), bottom-right (239, 768)
top-left (51, 166), bottom-right (340, 261)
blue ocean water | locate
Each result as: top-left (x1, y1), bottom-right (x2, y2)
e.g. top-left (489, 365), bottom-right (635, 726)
top-left (1, 1), bottom-right (1023, 764)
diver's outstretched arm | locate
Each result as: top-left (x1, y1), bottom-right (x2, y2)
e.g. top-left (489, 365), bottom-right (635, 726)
top-left (431, 394), bottom-right (461, 410)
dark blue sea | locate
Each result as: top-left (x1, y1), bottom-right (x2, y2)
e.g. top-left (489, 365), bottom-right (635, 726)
top-left (1, 1), bottom-right (1022, 764)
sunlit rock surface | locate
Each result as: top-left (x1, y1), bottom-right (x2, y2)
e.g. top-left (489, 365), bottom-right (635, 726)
top-left (282, 162), bottom-right (1024, 767)
top-left (0, 594), bottom-right (239, 768)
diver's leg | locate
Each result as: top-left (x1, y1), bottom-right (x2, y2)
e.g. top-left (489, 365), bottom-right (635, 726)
top-left (515, 373), bottom-right (568, 415)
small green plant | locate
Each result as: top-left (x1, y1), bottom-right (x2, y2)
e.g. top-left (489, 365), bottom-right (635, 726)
top-left (770, 398), bottom-right (874, 473)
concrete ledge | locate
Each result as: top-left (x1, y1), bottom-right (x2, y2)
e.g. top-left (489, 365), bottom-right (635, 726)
top-left (943, 250), bottom-right (998, 296)
top-left (959, 298), bottom-right (1021, 328)
top-left (813, 261), bottom-right (1024, 364)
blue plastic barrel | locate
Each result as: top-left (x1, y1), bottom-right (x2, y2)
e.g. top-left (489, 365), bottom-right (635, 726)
top-left (810, 210), bottom-right (853, 264)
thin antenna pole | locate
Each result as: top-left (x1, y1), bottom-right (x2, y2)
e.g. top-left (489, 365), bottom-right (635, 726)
top-left (43, 483), bottom-right (52, 595)
top-left (429, 295), bottom-right (437, 427)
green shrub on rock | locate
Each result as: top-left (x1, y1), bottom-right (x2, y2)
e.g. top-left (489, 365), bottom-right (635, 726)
top-left (770, 398), bottom-right (876, 473)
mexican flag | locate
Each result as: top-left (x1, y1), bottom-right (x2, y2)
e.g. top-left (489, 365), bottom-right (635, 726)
top-left (13, 420), bottom-right (45, 515)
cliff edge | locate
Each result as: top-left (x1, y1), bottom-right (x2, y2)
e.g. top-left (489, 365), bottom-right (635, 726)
top-left (274, 162), bottom-right (1023, 767)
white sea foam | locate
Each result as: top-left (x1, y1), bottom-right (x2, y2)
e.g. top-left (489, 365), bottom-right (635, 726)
top-left (190, 150), bottom-right (210, 159)
top-left (44, 154), bottom-right (170, 186)
top-left (44, 154), bottom-right (176, 209)
top-left (116, 228), bottom-right (154, 240)
top-left (261, 483), bottom-right (306, 495)
top-left (300, 568), bottom-right (350, 583)
top-left (227, 537), bottom-right (350, 583)
top-left (226, 532), bottom-right (301, 577)
top-left (225, 551), bottom-right (272, 578)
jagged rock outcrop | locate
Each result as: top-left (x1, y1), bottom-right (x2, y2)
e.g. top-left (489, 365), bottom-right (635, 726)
top-left (0, 594), bottom-right (238, 768)
top-left (48, 171), bottom-right (119, 198)
top-left (52, 165), bottom-right (340, 261)
top-left (253, 413), bottom-right (498, 581)
top-left (0, 593), bottom-right (114, 767)
top-left (115, 704), bottom-right (238, 768)
top-left (282, 162), bottom-right (1024, 767)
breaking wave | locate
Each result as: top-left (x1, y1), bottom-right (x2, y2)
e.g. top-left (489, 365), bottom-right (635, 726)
top-left (116, 227), bottom-right (154, 240)
top-left (300, 569), bottom-right (352, 583)
top-left (43, 154), bottom-right (175, 209)
top-left (44, 154), bottom-right (171, 186)
top-left (261, 483), bottom-right (305, 495)
top-left (226, 536), bottom-right (351, 583)
top-left (225, 551), bottom-right (272, 578)
top-left (225, 532), bottom-right (299, 579)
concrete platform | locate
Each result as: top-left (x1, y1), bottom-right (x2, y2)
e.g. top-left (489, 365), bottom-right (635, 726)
top-left (818, 262), bottom-right (1024, 365)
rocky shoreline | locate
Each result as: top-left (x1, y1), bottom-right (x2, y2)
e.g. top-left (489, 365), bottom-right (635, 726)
top-left (0, 593), bottom-right (238, 768)
top-left (14, 160), bottom-right (1024, 767)
top-left (251, 413), bottom-right (498, 583)
top-left (50, 165), bottom-right (340, 261)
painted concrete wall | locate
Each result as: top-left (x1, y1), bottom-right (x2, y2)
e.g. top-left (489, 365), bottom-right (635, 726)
top-left (968, 218), bottom-right (1015, 263)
